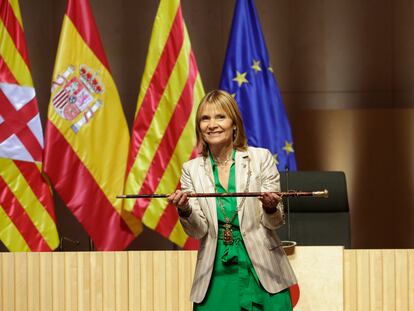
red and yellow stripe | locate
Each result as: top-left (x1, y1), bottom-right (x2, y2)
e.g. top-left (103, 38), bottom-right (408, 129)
top-left (44, 0), bottom-right (141, 250)
top-left (0, 0), bottom-right (31, 86)
top-left (0, 0), bottom-right (59, 251)
top-left (125, 0), bottom-right (204, 249)
top-left (0, 159), bottom-right (58, 251)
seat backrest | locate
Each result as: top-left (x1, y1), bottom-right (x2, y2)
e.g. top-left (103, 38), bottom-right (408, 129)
top-left (276, 171), bottom-right (351, 248)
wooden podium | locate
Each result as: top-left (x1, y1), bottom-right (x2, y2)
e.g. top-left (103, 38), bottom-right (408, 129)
top-left (1, 247), bottom-right (413, 310)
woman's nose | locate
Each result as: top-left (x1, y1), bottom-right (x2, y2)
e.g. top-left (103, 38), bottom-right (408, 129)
top-left (207, 119), bottom-right (217, 128)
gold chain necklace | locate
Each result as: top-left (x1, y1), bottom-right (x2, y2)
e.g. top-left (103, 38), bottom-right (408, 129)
top-left (216, 196), bottom-right (241, 245)
top-left (212, 154), bottom-right (232, 167)
top-left (206, 155), bottom-right (251, 245)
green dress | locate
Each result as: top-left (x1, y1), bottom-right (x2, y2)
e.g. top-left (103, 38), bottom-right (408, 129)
top-left (194, 151), bottom-right (292, 311)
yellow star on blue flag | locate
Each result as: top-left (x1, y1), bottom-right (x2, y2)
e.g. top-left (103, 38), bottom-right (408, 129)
top-left (282, 141), bottom-right (294, 154)
top-left (251, 60), bottom-right (262, 73)
top-left (233, 71), bottom-right (248, 87)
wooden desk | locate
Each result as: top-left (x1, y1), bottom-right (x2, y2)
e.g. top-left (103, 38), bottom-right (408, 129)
top-left (1, 247), bottom-right (413, 310)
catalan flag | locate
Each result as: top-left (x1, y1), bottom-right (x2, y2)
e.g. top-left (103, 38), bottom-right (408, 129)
top-left (219, 0), bottom-right (297, 171)
top-left (44, 0), bottom-right (141, 250)
top-left (0, 0), bottom-right (59, 251)
top-left (125, 0), bottom-right (204, 249)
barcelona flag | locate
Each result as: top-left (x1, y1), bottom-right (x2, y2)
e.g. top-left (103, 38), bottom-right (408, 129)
top-left (0, 0), bottom-right (59, 251)
top-left (219, 0), bottom-right (297, 171)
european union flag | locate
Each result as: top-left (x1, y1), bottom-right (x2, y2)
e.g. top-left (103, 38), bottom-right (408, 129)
top-left (219, 0), bottom-right (297, 171)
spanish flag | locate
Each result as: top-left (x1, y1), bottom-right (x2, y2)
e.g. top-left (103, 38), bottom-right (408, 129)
top-left (44, 0), bottom-right (141, 250)
top-left (125, 0), bottom-right (204, 249)
top-left (0, 0), bottom-right (59, 251)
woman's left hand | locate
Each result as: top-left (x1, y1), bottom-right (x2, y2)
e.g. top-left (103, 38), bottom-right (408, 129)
top-left (259, 192), bottom-right (282, 214)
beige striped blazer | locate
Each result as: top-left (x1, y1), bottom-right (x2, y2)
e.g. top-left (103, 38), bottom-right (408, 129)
top-left (179, 146), bottom-right (297, 303)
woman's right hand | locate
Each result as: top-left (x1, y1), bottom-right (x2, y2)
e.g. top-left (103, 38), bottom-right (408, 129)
top-left (168, 190), bottom-right (190, 212)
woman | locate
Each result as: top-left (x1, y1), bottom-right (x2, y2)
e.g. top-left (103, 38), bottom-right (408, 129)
top-left (168, 90), bottom-right (297, 310)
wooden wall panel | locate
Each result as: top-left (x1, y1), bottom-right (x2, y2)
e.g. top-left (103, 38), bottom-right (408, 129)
top-left (80, 253), bottom-right (90, 309)
top-left (15, 253), bottom-right (28, 311)
top-left (343, 250), bottom-right (357, 310)
top-left (90, 252), bottom-right (103, 311)
top-left (66, 252), bottom-right (78, 311)
top-left (165, 251), bottom-right (179, 310)
top-left (39, 253), bottom-right (53, 310)
top-left (356, 250), bottom-right (370, 310)
top-left (395, 250), bottom-right (409, 311)
top-left (1, 253), bottom-right (15, 310)
top-left (102, 252), bottom-right (115, 311)
top-left (140, 251), bottom-right (154, 311)
top-left (127, 251), bottom-right (141, 310)
top-left (27, 252), bottom-right (40, 311)
top-left (382, 250), bottom-right (396, 311)
top-left (51, 253), bottom-right (64, 311)
top-left (369, 250), bottom-right (383, 310)
top-left (344, 249), bottom-right (414, 311)
top-left (409, 251), bottom-right (414, 310)
top-left (1, 248), bottom-right (414, 310)
top-left (115, 252), bottom-right (128, 311)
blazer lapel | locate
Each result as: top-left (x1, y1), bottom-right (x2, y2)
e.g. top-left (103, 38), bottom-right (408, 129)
top-left (199, 157), bottom-right (218, 234)
top-left (235, 149), bottom-right (250, 226)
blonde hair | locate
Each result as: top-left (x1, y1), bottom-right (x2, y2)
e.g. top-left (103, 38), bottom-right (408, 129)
top-left (196, 90), bottom-right (247, 157)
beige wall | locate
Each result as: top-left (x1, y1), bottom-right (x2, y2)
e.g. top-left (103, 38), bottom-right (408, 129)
top-left (7, 0), bottom-right (412, 250)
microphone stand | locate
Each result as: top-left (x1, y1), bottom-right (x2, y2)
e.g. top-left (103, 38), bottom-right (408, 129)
top-left (58, 236), bottom-right (80, 251)
top-left (286, 165), bottom-right (292, 241)
top-left (282, 164), bottom-right (296, 255)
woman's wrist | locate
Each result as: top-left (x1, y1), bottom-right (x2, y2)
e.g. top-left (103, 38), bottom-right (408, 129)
top-left (263, 205), bottom-right (278, 214)
top-left (178, 203), bottom-right (192, 217)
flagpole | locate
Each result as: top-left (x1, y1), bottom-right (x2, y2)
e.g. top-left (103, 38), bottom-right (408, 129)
top-left (89, 238), bottom-right (95, 251)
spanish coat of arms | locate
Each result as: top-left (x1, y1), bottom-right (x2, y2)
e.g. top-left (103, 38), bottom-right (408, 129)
top-left (51, 65), bottom-right (104, 133)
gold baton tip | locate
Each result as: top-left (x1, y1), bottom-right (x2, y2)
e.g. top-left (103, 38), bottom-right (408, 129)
top-left (312, 189), bottom-right (329, 198)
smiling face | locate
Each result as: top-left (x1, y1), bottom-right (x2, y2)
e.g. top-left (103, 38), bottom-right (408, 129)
top-left (199, 103), bottom-right (235, 150)
top-left (195, 90), bottom-right (248, 157)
